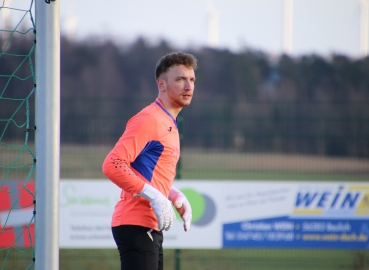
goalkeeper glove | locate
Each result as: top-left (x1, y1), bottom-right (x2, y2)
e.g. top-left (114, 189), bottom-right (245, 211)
top-left (168, 187), bottom-right (192, 231)
top-left (135, 183), bottom-right (176, 231)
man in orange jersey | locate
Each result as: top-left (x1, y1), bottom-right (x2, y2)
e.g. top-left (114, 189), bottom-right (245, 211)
top-left (102, 51), bottom-right (196, 270)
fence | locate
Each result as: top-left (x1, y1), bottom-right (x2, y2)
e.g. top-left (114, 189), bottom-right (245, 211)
top-left (58, 98), bottom-right (369, 158)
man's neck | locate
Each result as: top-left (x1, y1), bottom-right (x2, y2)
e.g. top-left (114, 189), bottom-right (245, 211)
top-left (156, 97), bottom-right (181, 119)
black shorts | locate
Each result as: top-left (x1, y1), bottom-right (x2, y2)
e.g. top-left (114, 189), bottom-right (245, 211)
top-left (112, 225), bottom-right (164, 270)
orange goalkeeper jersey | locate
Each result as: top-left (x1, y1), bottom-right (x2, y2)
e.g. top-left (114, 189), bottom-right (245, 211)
top-left (102, 98), bottom-right (180, 231)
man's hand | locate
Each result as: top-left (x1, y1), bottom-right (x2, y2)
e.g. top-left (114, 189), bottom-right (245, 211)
top-left (168, 187), bottom-right (192, 231)
top-left (135, 184), bottom-right (176, 231)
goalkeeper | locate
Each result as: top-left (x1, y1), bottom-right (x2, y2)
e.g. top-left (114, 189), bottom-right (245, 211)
top-left (102, 51), bottom-right (197, 270)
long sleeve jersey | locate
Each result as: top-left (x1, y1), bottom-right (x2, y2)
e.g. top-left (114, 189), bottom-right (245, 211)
top-left (102, 98), bottom-right (180, 231)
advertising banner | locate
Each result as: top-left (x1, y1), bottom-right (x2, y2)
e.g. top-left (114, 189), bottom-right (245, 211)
top-left (58, 180), bottom-right (223, 249)
top-left (58, 180), bottom-right (369, 249)
top-left (162, 181), bottom-right (222, 248)
top-left (221, 182), bottom-right (369, 249)
top-left (1, 180), bottom-right (368, 249)
top-left (59, 179), bottom-right (120, 248)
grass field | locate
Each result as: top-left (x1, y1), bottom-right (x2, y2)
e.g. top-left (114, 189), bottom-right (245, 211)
top-left (3, 247), bottom-right (368, 270)
top-left (59, 144), bottom-right (369, 181)
top-left (2, 143), bottom-right (368, 180)
top-left (1, 144), bottom-right (369, 269)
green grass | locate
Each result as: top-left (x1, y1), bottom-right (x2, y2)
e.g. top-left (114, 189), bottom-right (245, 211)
top-left (167, 249), bottom-right (369, 270)
top-left (181, 169), bottom-right (369, 181)
top-left (59, 144), bottom-right (369, 181)
top-left (2, 143), bottom-right (368, 180)
top-left (2, 248), bottom-right (368, 270)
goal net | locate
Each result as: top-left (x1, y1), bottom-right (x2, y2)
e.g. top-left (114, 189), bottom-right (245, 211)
top-left (1, 0), bottom-right (36, 268)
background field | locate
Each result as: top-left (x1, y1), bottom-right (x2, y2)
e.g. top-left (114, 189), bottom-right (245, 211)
top-left (2, 143), bottom-right (369, 181)
top-left (59, 144), bottom-right (369, 181)
top-left (5, 247), bottom-right (368, 270)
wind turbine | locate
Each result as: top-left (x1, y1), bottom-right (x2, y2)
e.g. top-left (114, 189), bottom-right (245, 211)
top-left (283, 0), bottom-right (293, 54)
top-left (65, 15), bottom-right (78, 41)
top-left (360, 0), bottom-right (369, 57)
top-left (206, 0), bottom-right (220, 48)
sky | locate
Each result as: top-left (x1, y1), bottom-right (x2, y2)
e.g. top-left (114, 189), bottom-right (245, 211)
top-left (2, 0), bottom-right (368, 58)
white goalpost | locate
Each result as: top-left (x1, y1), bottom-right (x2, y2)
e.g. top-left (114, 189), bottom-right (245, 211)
top-left (35, 0), bottom-right (60, 269)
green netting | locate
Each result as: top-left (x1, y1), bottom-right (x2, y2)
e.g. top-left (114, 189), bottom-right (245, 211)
top-left (0, 0), bottom-right (36, 269)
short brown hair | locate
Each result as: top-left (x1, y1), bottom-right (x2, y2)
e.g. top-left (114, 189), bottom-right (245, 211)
top-left (155, 51), bottom-right (197, 79)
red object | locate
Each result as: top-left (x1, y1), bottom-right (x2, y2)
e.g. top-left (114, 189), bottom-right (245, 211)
top-left (0, 182), bottom-right (35, 248)
top-left (18, 182), bottom-right (35, 208)
top-left (0, 227), bottom-right (15, 247)
top-left (0, 186), bottom-right (11, 211)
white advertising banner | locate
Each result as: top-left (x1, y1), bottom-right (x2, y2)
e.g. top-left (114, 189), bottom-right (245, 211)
top-left (58, 180), bottom-right (369, 249)
top-left (162, 181), bottom-right (223, 248)
top-left (59, 180), bottom-right (120, 248)
top-left (58, 180), bottom-right (223, 249)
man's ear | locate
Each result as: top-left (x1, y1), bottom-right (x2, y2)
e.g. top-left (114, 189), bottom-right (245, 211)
top-left (157, 77), bottom-right (166, 92)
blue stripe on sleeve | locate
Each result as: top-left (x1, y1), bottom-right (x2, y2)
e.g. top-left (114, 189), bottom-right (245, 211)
top-left (130, 140), bottom-right (164, 182)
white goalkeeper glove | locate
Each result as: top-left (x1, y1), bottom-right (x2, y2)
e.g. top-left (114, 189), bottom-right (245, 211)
top-left (135, 183), bottom-right (176, 231)
top-left (168, 187), bottom-right (192, 231)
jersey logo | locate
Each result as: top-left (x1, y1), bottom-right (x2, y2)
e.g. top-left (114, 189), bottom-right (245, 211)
top-left (168, 127), bottom-right (172, 132)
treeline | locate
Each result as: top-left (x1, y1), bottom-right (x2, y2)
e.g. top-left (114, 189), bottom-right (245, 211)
top-left (1, 35), bottom-right (369, 157)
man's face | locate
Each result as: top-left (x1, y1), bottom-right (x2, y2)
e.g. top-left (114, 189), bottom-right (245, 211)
top-left (162, 64), bottom-right (196, 108)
